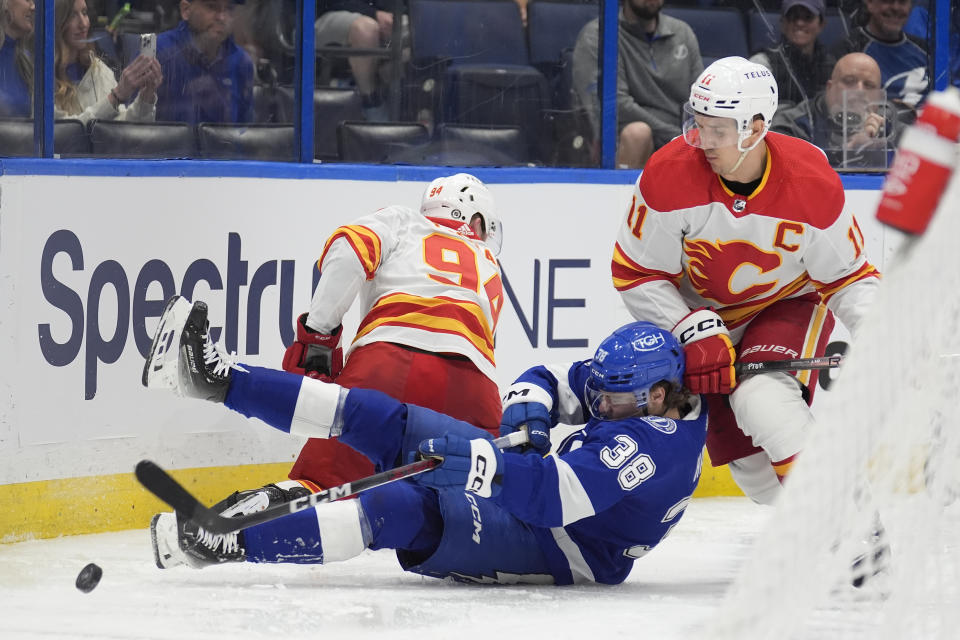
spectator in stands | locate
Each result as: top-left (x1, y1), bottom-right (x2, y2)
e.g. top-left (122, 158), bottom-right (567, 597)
top-left (572, 0), bottom-right (703, 169)
top-left (0, 0), bottom-right (33, 117)
top-left (513, 0), bottom-right (528, 26)
top-left (316, 0), bottom-right (403, 122)
top-left (232, 0), bottom-right (297, 86)
top-left (771, 52), bottom-right (902, 169)
top-left (750, 0), bottom-right (836, 108)
top-left (833, 0), bottom-right (928, 109)
top-left (904, 0), bottom-right (959, 89)
top-left (54, 0), bottom-right (161, 124)
top-left (155, 0), bottom-right (254, 124)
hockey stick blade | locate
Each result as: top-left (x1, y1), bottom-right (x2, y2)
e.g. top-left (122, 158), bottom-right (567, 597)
top-left (135, 460), bottom-right (207, 521)
top-left (136, 430), bottom-right (528, 535)
top-left (735, 355), bottom-right (842, 376)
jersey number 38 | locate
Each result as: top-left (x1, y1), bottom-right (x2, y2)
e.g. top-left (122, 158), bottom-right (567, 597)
top-left (600, 434), bottom-right (656, 491)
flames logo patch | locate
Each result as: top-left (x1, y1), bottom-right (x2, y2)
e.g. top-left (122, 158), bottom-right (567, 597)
top-left (685, 239), bottom-right (782, 305)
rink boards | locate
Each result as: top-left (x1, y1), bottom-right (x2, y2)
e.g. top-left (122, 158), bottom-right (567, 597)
top-left (0, 168), bottom-right (889, 540)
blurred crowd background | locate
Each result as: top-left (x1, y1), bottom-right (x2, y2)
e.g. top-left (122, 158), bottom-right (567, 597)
top-left (0, 0), bottom-right (954, 170)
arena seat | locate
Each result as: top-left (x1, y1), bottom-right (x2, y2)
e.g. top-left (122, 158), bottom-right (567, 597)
top-left (89, 120), bottom-right (196, 159)
top-left (409, 0), bottom-right (530, 67)
top-left (410, 0), bottom-right (550, 161)
top-left (197, 123), bottom-right (297, 161)
top-left (336, 121), bottom-right (431, 163)
top-left (436, 123), bottom-right (530, 165)
top-left (527, 0), bottom-right (599, 109)
top-left (314, 88), bottom-right (363, 162)
top-left (0, 118), bottom-right (91, 157)
top-left (748, 10), bottom-right (782, 53)
top-left (663, 7), bottom-right (749, 67)
top-left (253, 85), bottom-right (295, 123)
top-left (442, 65), bottom-right (550, 160)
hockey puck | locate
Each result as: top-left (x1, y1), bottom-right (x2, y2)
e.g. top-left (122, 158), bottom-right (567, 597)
top-left (75, 563), bottom-right (102, 593)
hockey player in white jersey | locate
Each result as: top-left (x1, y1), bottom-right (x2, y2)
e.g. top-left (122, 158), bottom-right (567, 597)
top-left (145, 299), bottom-right (706, 586)
top-left (612, 56), bottom-right (879, 504)
top-left (280, 173), bottom-right (505, 491)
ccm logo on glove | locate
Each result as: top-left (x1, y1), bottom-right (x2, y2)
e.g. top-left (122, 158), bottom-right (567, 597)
top-left (672, 309), bottom-right (737, 395)
top-left (674, 314), bottom-right (726, 345)
top-left (416, 434), bottom-right (503, 498)
top-left (466, 439), bottom-right (499, 498)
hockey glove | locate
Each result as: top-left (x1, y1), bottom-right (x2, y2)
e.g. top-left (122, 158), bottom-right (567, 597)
top-left (499, 402), bottom-right (551, 456)
top-left (281, 314), bottom-right (343, 382)
top-left (672, 308), bottom-right (737, 395)
top-left (416, 433), bottom-right (503, 498)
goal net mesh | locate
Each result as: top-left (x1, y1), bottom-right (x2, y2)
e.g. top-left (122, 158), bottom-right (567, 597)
top-left (711, 163), bottom-right (960, 640)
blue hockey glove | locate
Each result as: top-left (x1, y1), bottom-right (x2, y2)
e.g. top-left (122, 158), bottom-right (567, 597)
top-left (416, 433), bottom-right (503, 498)
top-left (499, 402), bottom-right (551, 456)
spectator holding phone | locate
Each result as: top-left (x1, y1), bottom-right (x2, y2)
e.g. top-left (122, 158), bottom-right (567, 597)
top-left (771, 52), bottom-right (902, 169)
top-left (155, 0), bottom-right (254, 124)
top-left (54, 0), bottom-right (161, 124)
top-left (0, 0), bottom-right (34, 117)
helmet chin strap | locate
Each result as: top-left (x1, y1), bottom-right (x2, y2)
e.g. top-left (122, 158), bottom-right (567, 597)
top-left (723, 126), bottom-right (766, 176)
top-left (724, 149), bottom-right (750, 176)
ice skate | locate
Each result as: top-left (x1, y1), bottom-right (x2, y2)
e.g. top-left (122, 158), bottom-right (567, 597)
top-left (150, 512), bottom-right (190, 569)
top-left (151, 509), bottom-right (246, 570)
top-left (151, 483), bottom-right (311, 569)
top-left (142, 296), bottom-right (244, 403)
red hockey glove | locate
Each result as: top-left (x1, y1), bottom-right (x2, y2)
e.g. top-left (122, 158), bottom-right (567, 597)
top-left (281, 314), bottom-right (343, 382)
top-left (672, 309), bottom-right (737, 395)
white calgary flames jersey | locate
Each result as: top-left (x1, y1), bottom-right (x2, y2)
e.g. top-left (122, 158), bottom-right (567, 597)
top-left (613, 133), bottom-right (879, 339)
top-left (308, 205), bottom-right (503, 382)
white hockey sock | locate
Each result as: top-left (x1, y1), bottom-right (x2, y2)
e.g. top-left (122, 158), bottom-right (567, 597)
top-left (313, 499), bottom-right (369, 563)
top-left (290, 378), bottom-right (348, 438)
top-left (728, 452), bottom-right (782, 505)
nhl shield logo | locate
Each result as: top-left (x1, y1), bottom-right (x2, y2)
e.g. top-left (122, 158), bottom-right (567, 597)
top-left (733, 199), bottom-right (746, 213)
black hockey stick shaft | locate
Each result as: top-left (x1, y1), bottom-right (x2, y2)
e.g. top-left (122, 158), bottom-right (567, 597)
top-left (735, 355), bottom-right (842, 376)
top-left (136, 430), bottom-right (528, 535)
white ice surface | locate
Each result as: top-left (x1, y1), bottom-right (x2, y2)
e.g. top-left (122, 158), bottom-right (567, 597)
top-left (0, 498), bottom-right (769, 640)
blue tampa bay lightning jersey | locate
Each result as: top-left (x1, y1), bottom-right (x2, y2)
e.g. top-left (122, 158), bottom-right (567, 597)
top-left (495, 360), bottom-right (708, 585)
top-left (836, 27), bottom-right (929, 107)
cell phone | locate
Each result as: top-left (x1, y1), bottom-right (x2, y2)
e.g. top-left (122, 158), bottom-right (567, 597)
top-left (140, 33), bottom-right (156, 59)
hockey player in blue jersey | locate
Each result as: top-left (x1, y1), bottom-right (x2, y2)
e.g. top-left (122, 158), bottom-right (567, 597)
top-left (145, 296), bottom-right (708, 585)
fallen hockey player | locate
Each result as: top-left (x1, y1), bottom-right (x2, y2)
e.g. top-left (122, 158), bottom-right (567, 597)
top-left (143, 296), bottom-right (707, 585)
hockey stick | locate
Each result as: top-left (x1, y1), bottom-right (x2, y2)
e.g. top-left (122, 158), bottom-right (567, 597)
top-left (734, 355), bottom-right (842, 376)
top-left (136, 430), bottom-right (528, 535)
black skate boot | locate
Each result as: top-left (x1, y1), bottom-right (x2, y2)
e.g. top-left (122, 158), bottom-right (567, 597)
top-left (151, 482), bottom-right (311, 570)
top-left (151, 511), bottom-right (246, 569)
top-left (142, 296), bottom-right (244, 403)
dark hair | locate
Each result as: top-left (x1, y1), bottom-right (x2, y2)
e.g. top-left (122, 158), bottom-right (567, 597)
top-left (651, 380), bottom-right (694, 415)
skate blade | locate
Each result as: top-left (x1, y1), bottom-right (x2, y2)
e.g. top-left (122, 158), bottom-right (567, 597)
top-left (142, 296), bottom-right (191, 390)
top-left (150, 512), bottom-right (187, 570)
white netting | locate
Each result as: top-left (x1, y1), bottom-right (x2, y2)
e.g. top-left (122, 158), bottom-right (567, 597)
top-left (711, 163), bottom-right (960, 639)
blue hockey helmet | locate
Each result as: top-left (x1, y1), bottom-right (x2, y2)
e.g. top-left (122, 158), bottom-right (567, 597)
top-left (585, 322), bottom-right (685, 419)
